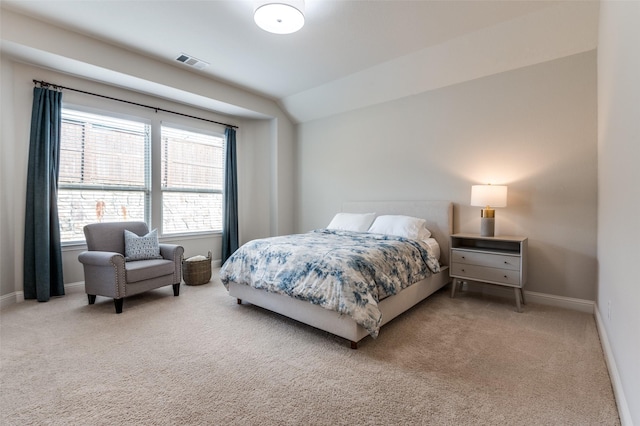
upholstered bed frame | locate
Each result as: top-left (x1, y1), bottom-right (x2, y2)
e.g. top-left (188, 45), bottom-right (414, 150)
top-left (227, 200), bottom-right (453, 348)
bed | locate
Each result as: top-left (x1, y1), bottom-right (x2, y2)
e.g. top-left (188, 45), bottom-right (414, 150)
top-left (221, 200), bottom-right (453, 348)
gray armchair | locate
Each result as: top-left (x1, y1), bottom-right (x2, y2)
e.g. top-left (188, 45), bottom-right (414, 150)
top-left (78, 221), bottom-right (184, 313)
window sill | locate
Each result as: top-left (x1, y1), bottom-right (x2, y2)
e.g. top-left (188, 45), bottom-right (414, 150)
top-left (62, 231), bottom-right (221, 252)
top-left (160, 231), bottom-right (222, 243)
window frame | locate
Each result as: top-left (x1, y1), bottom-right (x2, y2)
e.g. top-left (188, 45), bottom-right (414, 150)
top-left (58, 105), bottom-right (152, 245)
top-left (57, 103), bottom-right (227, 246)
top-left (159, 121), bottom-right (226, 236)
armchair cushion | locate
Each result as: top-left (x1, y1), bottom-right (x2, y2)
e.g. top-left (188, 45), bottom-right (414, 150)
top-left (124, 228), bottom-right (162, 261)
top-left (125, 259), bottom-right (175, 283)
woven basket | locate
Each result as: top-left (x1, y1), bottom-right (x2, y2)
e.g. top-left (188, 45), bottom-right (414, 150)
top-left (182, 251), bottom-right (212, 286)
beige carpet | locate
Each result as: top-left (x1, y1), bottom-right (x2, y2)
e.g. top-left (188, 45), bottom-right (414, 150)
top-left (1, 271), bottom-right (619, 425)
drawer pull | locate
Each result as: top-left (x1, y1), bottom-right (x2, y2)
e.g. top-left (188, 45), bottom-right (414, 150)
top-left (504, 275), bottom-right (508, 278)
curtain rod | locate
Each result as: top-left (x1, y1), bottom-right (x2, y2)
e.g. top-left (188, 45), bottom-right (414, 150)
top-left (33, 79), bottom-right (238, 129)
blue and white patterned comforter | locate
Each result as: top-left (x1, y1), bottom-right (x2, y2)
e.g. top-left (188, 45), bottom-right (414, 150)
top-left (219, 229), bottom-right (441, 338)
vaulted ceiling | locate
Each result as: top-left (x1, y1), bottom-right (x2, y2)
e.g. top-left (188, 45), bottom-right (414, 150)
top-left (1, 1), bottom-right (599, 122)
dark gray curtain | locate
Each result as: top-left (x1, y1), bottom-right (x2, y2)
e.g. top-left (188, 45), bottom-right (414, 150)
top-left (221, 127), bottom-right (238, 263)
top-left (23, 87), bottom-right (64, 302)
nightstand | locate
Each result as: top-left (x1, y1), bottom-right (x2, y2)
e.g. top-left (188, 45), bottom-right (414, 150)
top-left (450, 233), bottom-right (528, 312)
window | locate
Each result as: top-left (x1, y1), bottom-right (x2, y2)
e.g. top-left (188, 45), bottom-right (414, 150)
top-left (58, 109), bottom-right (151, 243)
top-left (161, 125), bottom-right (224, 235)
top-left (58, 108), bottom-right (225, 243)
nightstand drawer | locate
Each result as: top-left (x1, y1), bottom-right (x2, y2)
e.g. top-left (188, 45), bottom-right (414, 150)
top-left (451, 263), bottom-right (521, 286)
top-left (451, 250), bottom-right (520, 271)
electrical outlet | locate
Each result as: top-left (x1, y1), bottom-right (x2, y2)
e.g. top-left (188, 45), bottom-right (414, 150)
top-left (607, 300), bottom-right (612, 320)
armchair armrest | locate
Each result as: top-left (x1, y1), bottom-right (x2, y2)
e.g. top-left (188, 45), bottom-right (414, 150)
top-left (78, 251), bottom-right (125, 267)
top-left (159, 244), bottom-right (182, 261)
top-left (159, 244), bottom-right (184, 284)
top-left (78, 251), bottom-right (126, 299)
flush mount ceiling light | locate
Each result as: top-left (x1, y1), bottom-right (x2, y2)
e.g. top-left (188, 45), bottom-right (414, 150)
top-left (254, 1), bottom-right (305, 34)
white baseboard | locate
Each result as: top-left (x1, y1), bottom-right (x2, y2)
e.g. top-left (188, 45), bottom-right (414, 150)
top-left (64, 281), bottom-right (85, 294)
top-left (0, 281), bottom-right (84, 310)
top-left (0, 267), bottom-right (224, 309)
top-left (594, 305), bottom-right (633, 426)
top-left (523, 290), bottom-right (595, 313)
top-left (1, 276), bottom-right (594, 315)
top-left (0, 291), bottom-right (23, 309)
top-left (462, 282), bottom-right (595, 313)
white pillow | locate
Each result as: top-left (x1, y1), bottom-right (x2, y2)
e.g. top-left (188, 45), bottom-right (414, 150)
top-left (422, 237), bottom-right (441, 260)
top-left (124, 229), bottom-right (163, 261)
top-left (367, 215), bottom-right (431, 240)
top-left (327, 212), bottom-right (376, 232)
top-left (419, 225), bottom-right (432, 240)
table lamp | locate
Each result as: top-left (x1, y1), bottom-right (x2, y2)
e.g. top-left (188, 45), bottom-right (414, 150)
top-left (471, 184), bottom-right (507, 237)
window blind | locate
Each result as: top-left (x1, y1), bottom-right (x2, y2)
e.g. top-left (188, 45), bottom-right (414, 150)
top-left (161, 125), bottom-right (224, 234)
top-left (58, 109), bottom-right (151, 242)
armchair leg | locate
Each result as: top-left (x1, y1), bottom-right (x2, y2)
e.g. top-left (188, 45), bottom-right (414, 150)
top-left (114, 298), bottom-right (123, 314)
top-left (88, 294), bottom-right (96, 305)
top-left (172, 283), bottom-right (180, 296)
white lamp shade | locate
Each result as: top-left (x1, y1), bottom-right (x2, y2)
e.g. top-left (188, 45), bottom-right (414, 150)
top-left (254, 2), bottom-right (305, 34)
top-left (471, 185), bottom-right (508, 208)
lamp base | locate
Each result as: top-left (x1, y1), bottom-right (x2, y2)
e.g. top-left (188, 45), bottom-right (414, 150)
top-left (480, 217), bottom-right (495, 237)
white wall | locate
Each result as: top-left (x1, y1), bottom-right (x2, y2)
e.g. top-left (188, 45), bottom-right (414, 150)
top-left (297, 51), bottom-right (598, 301)
top-left (238, 118), bottom-right (273, 242)
top-left (597, 2), bottom-right (640, 424)
top-left (0, 53), bottom-right (17, 301)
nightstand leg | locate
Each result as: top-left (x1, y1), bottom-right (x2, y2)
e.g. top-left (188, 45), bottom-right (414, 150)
top-left (451, 279), bottom-right (458, 298)
top-left (520, 288), bottom-right (526, 305)
top-left (514, 288), bottom-right (523, 313)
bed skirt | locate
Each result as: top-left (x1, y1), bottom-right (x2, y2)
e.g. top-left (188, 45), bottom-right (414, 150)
top-left (228, 266), bottom-right (450, 347)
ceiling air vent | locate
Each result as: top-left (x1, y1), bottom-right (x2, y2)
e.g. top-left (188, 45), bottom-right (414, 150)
top-left (175, 53), bottom-right (209, 70)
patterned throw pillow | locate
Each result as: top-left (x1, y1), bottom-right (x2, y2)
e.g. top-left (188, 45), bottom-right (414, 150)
top-left (124, 229), bottom-right (163, 261)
